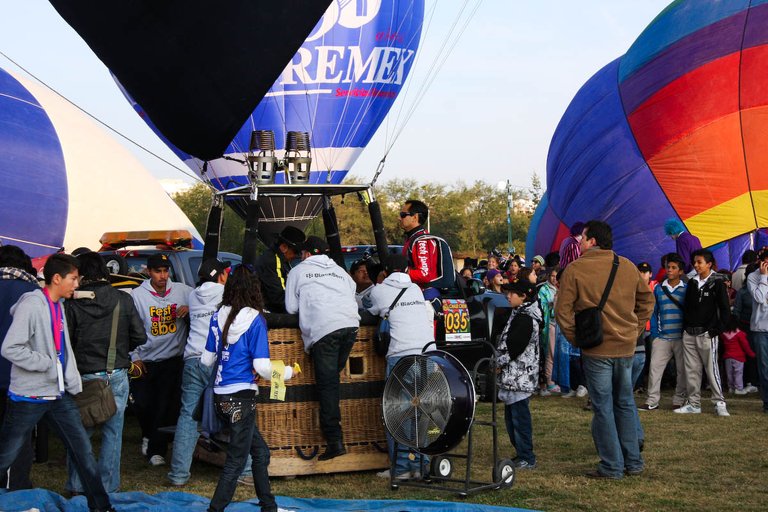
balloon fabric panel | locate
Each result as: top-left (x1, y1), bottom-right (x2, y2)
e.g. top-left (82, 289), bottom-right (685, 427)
top-left (0, 69), bottom-right (67, 257)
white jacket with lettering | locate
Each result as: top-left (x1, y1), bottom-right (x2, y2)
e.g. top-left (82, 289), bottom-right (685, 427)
top-left (367, 272), bottom-right (435, 358)
top-left (285, 255), bottom-right (360, 351)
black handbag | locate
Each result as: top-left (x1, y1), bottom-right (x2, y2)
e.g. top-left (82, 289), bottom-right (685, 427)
top-left (574, 254), bottom-right (619, 349)
top-left (73, 302), bottom-right (119, 428)
top-left (374, 288), bottom-right (407, 357)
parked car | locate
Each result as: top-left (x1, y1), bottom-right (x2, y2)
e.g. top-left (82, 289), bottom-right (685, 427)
top-left (341, 244), bottom-right (403, 271)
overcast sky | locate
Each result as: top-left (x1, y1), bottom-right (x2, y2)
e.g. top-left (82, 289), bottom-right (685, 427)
top-left (0, 1), bottom-right (671, 191)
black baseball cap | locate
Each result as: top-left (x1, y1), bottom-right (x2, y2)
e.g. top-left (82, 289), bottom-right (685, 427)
top-left (302, 236), bottom-right (329, 256)
top-left (198, 258), bottom-right (230, 282)
top-left (384, 254), bottom-right (408, 274)
top-left (501, 280), bottom-right (535, 298)
top-left (637, 262), bottom-right (652, 273)
top-left (147, 253), bottom-right (171, 269)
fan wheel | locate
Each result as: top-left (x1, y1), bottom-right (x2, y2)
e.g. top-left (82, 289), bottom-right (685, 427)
top-left (493, 459), bottom-right (515, 488)
top-left (430, 455), bottom-right (453, 478)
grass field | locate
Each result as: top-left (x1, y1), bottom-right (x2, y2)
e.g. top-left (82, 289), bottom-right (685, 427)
top-left (30, 392), bottom-right (768, 512)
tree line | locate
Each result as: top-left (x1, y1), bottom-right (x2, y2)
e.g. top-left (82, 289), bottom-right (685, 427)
top-left (172, 177), bottom-right (538, 258)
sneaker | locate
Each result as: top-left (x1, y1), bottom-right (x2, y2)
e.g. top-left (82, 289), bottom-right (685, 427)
top-left (547, 384), bottom-right (561, 394)
top-left (376, 469), bottom-right (412, 480)
top-left (673, 403), bottom-right (701, 414)
top-left (514, 459), bottom-right (536, 470)
top-left (149, 455), bottom-right (166, 466)
top-left (728, 387), bottom-right (735, 395)
top-left (237, 475), bottom-right (254, 486)
top-left (638, 403), bottom-right (658, 411)
top-left (734, 388), bottom-right (748, 395)
top-left (744, 384), bottom-right (759, 394)
top-left (715, 401), bottom-right (730, 417)
top-left (141, 437), bottom-right (149, 456)
top-left (539, 388), bottom-right (551, 397)
top-left (561, 390), bottom-right (576, 398)
top-left (576, 385), bottom-right (588, 398)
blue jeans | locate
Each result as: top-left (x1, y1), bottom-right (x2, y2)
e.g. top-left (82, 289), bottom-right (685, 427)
top-left (209, 391), bottom-right (275, 512)
top-left (67, 368), bottom-right (129, 493)
top-left (582, 356), bottom-right (643, 478)
top-left (168, 358), bottom-right (252, 485)
top-left (0, 394), bottom-right (111, 511)
top-left (754, 332), bottom-right (768, 411)
top-left (385, 356), bottom-right (428, 475)
top-left (631, 352), bottom-right (646, 389)
top-left (504, 397), bottom-right (535, 465)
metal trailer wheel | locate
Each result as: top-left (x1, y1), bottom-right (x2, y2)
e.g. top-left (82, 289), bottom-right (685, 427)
top-left (430, 455), bottom-right (453, 478)
top-left (493, 459), bottom-right (515, 488)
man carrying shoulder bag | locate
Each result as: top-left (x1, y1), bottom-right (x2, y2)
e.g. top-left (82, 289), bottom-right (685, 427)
top-left (65, 252), bottom-right (147, 494)
top-left (555, 221), bottom-right (654, 480)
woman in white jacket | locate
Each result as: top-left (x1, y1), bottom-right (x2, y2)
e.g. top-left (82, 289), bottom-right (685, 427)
top-left (201, 265), bottom-right (296, 512)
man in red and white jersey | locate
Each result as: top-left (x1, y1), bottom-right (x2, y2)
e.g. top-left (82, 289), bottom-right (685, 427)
top-left (399, 199), bottom-right (441, 303)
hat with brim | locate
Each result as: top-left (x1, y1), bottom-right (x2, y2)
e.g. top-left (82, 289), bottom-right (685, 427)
top-left (277, 226), bottom-right (306, 250)
top-left (198, 258), bottom-right (231, 281)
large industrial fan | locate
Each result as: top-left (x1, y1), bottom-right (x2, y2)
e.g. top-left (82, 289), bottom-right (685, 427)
top-left (382, 347), bottom-right (515, 496)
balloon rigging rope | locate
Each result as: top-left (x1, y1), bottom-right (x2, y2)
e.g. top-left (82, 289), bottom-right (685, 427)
top-left (383, 0), bottom-right (483, 161)
top-left (0, 50), bottom-right (203, 184)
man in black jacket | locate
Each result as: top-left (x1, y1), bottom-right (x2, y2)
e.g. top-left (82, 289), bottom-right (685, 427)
top-left (64, 252), bottom-right (147, 493)
top-left (255, 226), bottom-right (305, 313)
top-left (675, 249), bottom-right (730, 417)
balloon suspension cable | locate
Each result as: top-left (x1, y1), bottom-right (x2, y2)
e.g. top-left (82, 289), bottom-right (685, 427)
top-left (370, 157), bottom-right (387, 188)
top-left (222, 155), bottom-right (246, 164)
top-left (0, 50), bottom-right (203, 183)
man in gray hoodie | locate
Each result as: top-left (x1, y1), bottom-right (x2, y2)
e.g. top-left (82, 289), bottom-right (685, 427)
top-left (131, 253), bottom-right (192, 466)
top-left (0, 254), bottom-right (114, 512)
top-left (167, 258), bottom-right (228, 486)
top-left (285, 236), bottom-right (359, 461)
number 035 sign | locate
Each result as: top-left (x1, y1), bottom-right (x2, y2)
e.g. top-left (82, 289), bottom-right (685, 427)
top-left (442, 299), bottom-right (471, 341)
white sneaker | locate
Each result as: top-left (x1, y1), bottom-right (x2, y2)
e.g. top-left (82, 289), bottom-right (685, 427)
top-left (728, 387), bottom-right (735, 395)
top-left (149, 455), bottom-right (166, 466)
top-left (539, 388), bottom-right (551, 397)
top-left (141, 437), bottom-right (149, 456)
top-left (744, 384), bottom-right (759, 394)
top-left (734, 388), bottom-right (748, 395)
top-left (576, 385), bottom-right (589, 398)
top-left (376, 469), bottom-right (413, 480)
top-left (715, 401), bottom-right (730, 417)
top-left (673, 403), bottom-right (701, 414)
top-left (561, 390), bottom-right (576, 398)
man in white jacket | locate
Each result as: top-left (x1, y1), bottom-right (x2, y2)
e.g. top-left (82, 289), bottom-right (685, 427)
top-left (285, 236), bottom-right (359, 461)
top-left (167, 258), bottom-right (228, 486)
top-left (367, 254), bottom-right (434, 480)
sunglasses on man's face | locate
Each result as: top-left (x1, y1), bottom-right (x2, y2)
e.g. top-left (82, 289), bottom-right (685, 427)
top-left (399, 211), bottom-right (416, 219)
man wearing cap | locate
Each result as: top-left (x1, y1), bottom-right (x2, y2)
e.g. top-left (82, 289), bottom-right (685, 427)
top-left (167, 258), bottom-right (228, 486)
top-left (350, 259), bottom-right (374, 311)
top-left (285, 236), bottom-right (359, 461)
top-left (255, 226), bottom-right (306, 313)
top-left (368, 254), bottom-right (434, 480)
top-left (555, 220), bottom-right (654, 479)
top-left (131, 253), bottom-right (192, 466)
top-left (746, 248), bottom-right (768, 414)
top-left (531, 255), bottom-right (545, 282)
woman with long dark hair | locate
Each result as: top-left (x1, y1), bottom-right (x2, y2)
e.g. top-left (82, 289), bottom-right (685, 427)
top-left (201, 265), bottom-right (297, 512)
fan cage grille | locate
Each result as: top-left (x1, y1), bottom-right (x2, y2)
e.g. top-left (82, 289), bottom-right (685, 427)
top-left (383, 355), bottom-right (453, 450)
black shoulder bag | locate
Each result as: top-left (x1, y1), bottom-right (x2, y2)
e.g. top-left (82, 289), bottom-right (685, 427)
top-left (574, 254), bottom-right (619, 349)
top-left (374, 288), bottom-right (407, 357)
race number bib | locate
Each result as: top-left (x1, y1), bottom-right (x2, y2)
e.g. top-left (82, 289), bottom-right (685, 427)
top-left (442, 299), bottom-right (470, 341)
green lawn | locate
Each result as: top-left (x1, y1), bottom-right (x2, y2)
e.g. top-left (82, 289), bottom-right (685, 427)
top-left (30, 393), bottom-right (768, 511)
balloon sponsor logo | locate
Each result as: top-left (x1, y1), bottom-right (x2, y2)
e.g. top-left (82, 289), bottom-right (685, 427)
top-left (306, 0), bottom-right (383, 42)
top-left (278, 46), bottom-right (415, 88)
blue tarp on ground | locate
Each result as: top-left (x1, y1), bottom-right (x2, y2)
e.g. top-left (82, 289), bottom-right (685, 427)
top-left (0, 489), bottom-right (534, 512)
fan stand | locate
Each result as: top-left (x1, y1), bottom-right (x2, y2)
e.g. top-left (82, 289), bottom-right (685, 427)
top-left (388, 341), bottom-right (515, 497)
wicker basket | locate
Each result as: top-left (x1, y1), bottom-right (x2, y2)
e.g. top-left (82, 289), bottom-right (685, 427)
top-left (195, 325), bottom-right (390, 476)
